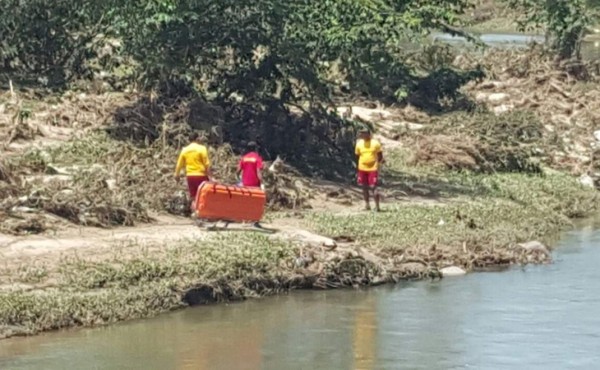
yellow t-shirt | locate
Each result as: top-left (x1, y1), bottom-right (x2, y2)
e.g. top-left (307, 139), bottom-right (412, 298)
top-left (355, 138), bottom-right (382, 172)
top-left (175, 143), bottom-right (210, 177)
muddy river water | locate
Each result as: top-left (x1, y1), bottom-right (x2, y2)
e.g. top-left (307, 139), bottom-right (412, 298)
top-left (1, 219), bottom-right (599, 370)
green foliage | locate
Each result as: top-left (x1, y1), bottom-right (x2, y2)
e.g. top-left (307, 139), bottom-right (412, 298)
top-left (505, 0), bottom-right (597, 59)
top-left (0, 0), bottom-right (111, 86)
top-left (0, 0), bottom-right (476, 102)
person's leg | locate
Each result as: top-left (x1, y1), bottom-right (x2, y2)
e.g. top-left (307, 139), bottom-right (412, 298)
top-left (358, 171), bottom-right (371, 210)
top-left (370, 171), bottom-right (380, 211)
top-left (186, 176), bottom-right (197, 214)
top-left (187, 176), bottom-right (208, 215)
top-left (373, 186), bottom-right (381, 212)
top-left (362, 184), bottom-right (371, 210)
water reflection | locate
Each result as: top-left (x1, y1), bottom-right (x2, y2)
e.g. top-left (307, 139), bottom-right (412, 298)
top-left (353, 295), bottom-right (377, 370)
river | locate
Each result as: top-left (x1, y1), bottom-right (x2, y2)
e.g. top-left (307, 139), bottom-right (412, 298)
top-left (430, 32), bottom-right (600, 60)
top-left (1, 218), bottom-right (599, 370)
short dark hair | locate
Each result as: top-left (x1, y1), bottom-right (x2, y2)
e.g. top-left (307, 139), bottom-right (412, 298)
top-left (190, 132), bottom-right (203, 142)
top-left (246, 141), bottom-right (257, 152)
top-left (359, 128), bottom-right (371, 136)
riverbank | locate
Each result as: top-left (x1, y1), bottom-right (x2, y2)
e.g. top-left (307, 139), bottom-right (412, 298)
top-left (2, 46), bottom-right (600, 339)
top-left (1, 147), bottom-right (598, 339)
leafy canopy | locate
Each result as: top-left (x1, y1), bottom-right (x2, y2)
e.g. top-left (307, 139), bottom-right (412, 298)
top-left (1, 0), bottom-right (474, 100)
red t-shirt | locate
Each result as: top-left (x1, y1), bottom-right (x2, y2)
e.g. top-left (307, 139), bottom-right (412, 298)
top-left (239, 152), bottom-right (263, 187)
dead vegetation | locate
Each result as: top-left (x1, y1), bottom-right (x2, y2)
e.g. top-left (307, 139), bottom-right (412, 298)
top-left (0, 130), bottom-right (313, 234)
top-left (457, 46), bottom-right (599, 175)
top-left (381, 46), bottom-right (599, 180)
top-left (0, 96), bottom-right (41, 148)
top-left (409, 110), bottom-right (548, 173)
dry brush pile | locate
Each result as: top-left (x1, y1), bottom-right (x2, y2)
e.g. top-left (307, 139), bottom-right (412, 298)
top-left (0, 90), bottom-right (328, 234)
top-left (390, 46), bottom-right (600, 181)
top-left (0, 134), bottom-right (242, 234)
top-left (457, 46), bottom-right (599, 176)
top-left (408, 110), bottom-right (550, 173)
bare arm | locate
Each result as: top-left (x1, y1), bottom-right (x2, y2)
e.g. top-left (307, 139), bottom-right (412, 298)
top-left (202, 148), bottom-right (212, 177)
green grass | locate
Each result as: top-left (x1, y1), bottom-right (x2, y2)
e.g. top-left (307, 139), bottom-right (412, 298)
top-left (0, 234), bottom-right (296, 338)
top-left (319, 150), bottom-right (598, 249)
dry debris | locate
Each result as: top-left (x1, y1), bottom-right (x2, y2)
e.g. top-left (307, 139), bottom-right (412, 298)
top-left (457, 46), bottom-right (599, 175)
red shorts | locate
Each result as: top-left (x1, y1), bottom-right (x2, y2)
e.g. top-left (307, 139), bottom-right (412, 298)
top-left (187, 176), bottom-right (209, 201)
top-left (357, 170), bottom-right (378, 187)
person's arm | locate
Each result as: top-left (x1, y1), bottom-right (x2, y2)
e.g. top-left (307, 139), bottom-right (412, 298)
top-left (355, 144), bottom-right (361, 168)
top-left (257, 157), bottom-right (264, 182)
top-left (377, 142), bottom-right (384, 165)
top-left (174, 151), bottom-right (185, 181)
top-left (257, 157), bottom-right (265, 190)
top-left (202, 147), bottom-right (212, 177)
top-left (237, 159), bottom-right (243, 180)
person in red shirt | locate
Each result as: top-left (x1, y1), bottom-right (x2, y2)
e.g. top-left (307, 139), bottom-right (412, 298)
top-left (237, 142), bottom-right (264, 188)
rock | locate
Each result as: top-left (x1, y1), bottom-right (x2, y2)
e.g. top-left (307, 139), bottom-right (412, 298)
top-left (11, 206), bottom-right (36, 214)
top-left (45, 165), bottom-right (71, 175)
top-left (518, 241), bottom-right (550, 254)
top-left (579, 174), bottom-right (595, 188)
top-left (488, 93), bottom-right (509, 104)
top-left (405, 122), bottom-right (425, 130)
top-left (440, 266), bottom-right (467, 277)
top-left (42, 175), bottom-right (72, 184)
top-left (104, 179), bottom-right (117, 191)
top-left (475, 92), bottom-right (488, 102)
top-left (573, 142), bottom-right (588, 154)
top-left (437, 218), bottom-right (445, 226)
top-left (323, 240), bottom-right (337, 249)
top-left (492, 104), bottom-right (514, 115)
top-left (544, 125), bottom-right (555, 133)
top-left (594, 130), bottom-right (600, 142)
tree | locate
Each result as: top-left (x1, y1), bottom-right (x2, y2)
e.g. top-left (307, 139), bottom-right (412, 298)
top-left (1, 0), bottom-right (479, 100)
top-left (106, 0), bottom-right (474, 101)
top-left (506, 0), bottom-right (595, 60)
top-left (0, 0), bottom-right (111, 86)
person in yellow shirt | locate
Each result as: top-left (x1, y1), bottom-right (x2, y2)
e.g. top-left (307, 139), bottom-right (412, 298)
top-left (355, 128), bottom-right (383, 211)
top-left (174, 132), bottom-right (211, 213)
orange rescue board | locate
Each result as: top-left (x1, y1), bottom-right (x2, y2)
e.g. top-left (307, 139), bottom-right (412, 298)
top-left (195, 182), bottom-right (266, 223)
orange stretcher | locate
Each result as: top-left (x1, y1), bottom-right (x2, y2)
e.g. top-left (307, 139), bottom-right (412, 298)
top-left (194, 182), bottom-right (266, 223)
